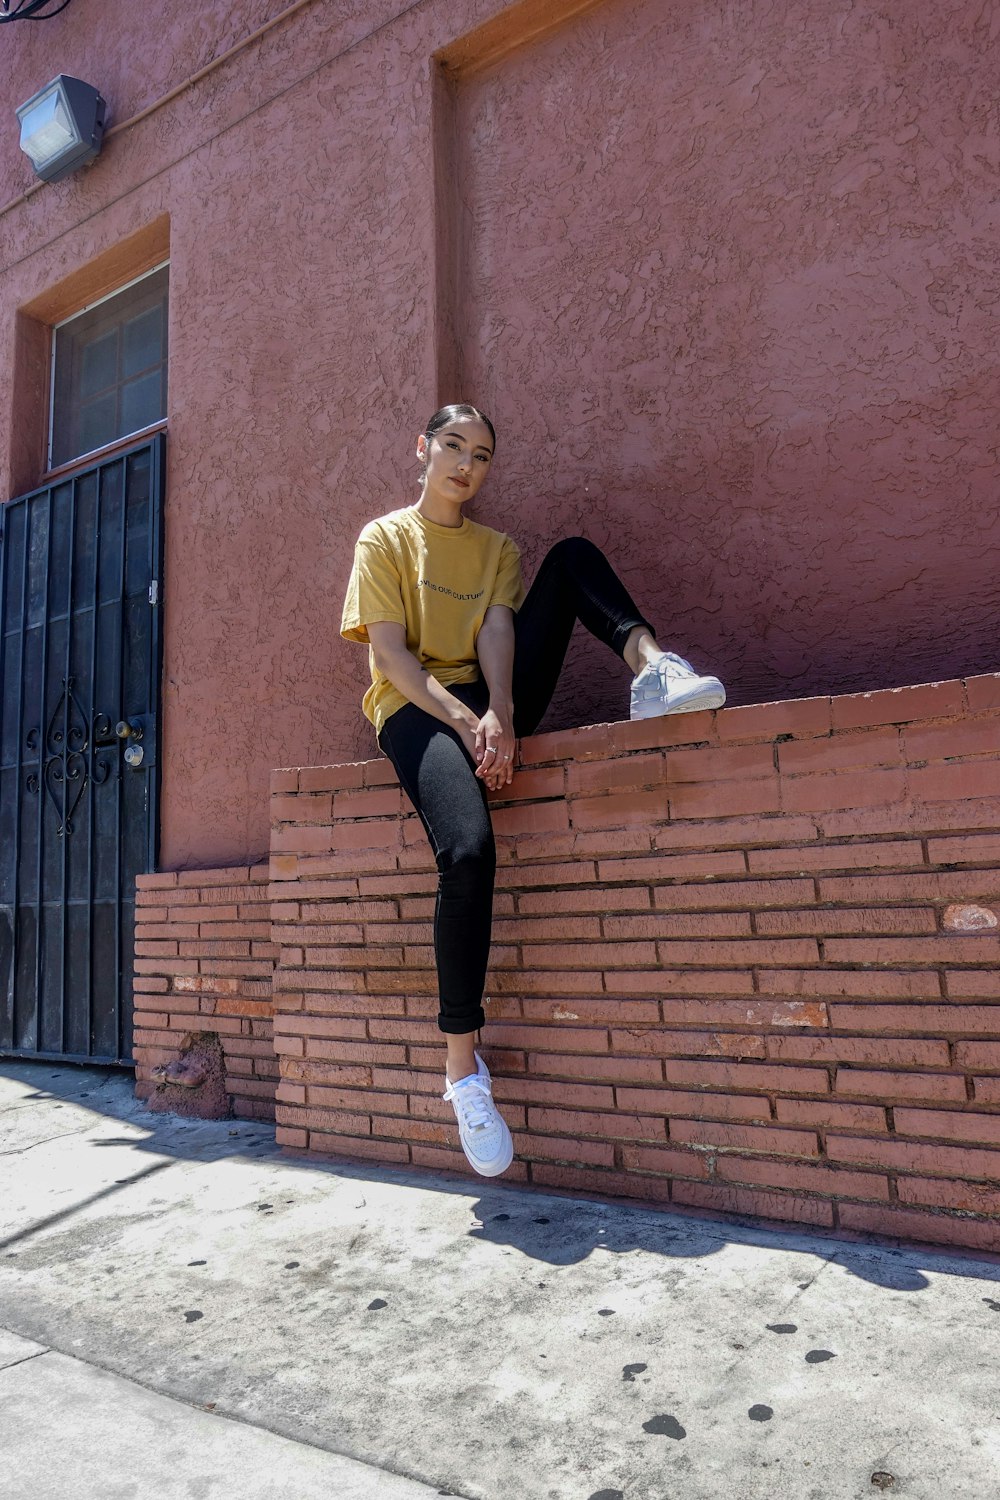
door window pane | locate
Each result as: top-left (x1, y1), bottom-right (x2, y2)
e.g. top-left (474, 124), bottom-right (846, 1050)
top-left (51, 265), bottom-right (168, 468)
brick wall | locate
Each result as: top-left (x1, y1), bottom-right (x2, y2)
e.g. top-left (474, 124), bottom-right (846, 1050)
top-left (132, 865), bottom-right (276, 1120)
top-left (268, 674), bottom-right (1000, 1254)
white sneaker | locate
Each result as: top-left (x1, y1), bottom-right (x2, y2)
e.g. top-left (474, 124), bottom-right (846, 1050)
top-left (442, 1052), bottom-right (514, 1177)
top-left (629, 651), bottom-right (727, 720)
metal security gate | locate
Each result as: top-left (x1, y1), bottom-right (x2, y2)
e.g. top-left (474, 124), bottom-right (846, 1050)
top-left (0, 435), bottom-right (164, 1064)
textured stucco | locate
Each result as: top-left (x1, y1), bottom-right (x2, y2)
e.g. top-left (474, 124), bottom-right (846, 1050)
top-left (454, 0), bottom-right (1000, 733)
top-left (2, 0), bottom-right (999, 868)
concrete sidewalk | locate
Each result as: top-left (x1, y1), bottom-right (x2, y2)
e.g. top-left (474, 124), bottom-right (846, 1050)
top-left (1, 1062), bottom-right (998, 1500)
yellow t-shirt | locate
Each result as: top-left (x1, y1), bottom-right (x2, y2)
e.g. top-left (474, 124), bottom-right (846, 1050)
top-left (340, 506), bottom-right (525, 732)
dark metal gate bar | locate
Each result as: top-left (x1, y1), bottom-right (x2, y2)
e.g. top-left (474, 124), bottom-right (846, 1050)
top-left (0, 434), bottom-right (164, 1064)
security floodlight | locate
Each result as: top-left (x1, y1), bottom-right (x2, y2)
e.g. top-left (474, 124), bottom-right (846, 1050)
top-left (16, 75), bottom-right (106, 183)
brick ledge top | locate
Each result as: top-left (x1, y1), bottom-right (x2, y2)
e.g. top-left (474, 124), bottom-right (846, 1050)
top-left (271, 672), bottom-right (1000, 790)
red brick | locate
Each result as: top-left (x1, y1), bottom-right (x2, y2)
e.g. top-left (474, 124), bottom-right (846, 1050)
top-left (830, 680), bottom-right (966, 730)
top-left (180, 939), bottom-right (251, 958)
top-left (826, 1133), bottom-right (1000, 1180)
top-left (496, 860), bottom-right (597, 889)
top-left (520, 828), bottom-right (652, 861)
top-left (669, 778), bottom-right (781, 820)
top-left (779, 728), bottom-right (902, 775)
top-left (656, 938), bottom-right (819, 966)
top-left (492, 915), bottom-right (603, 944)
top-left (135, 957), bottom-right (199, 976)
top-left (661, 1059), bottom-right (828, 1094)
top-left (904, 716), bottom-right (1000, 765)
top-left (517, 1133), bottom-right (616, 1167)
top-left (662, 998), bottom-right (828, 1029)
top-left (527, 1106), bottom-right (667, 1140)
top-left (837, 1203), bottom-right (1000, 1253)
top-left (671, 1179), bottom-right (835, 1227)
top-left (138, 926), bottom-right (194, 946)
top-left (910, 761), bottom-right (1000, 803)
top-left (769, 1036), bottom-right (950, 1068)
top-left (607, 712), bottom-right (720, 753)
top-left (524, 1051), bottom-right (661, 1083)
top-left (569, 789), bottom-right (670, 829)
top-left (270, 769), bottom-right (299, 794)
top-left (271, 792), bottom-right (331, 824)
top-left (965, 675), bottom-right (1000, 713)
top-left (363, 759), bottom-right (399, 787)
top-left (136, 872), bottom-right (178, 889)
top-left (521, 997), bottom-right (658, 1025)
top-left (775, 1098), bottom-right (888, 1132)
top-left (133, 976), bottom-right (170, 994)
top-left (176, 867), bottom-right (251, 888)
top-left (945, 972), bottom-right (1000, 999)
top-left (566, 753), bottom-right (665, 796)
top-left (955, 1042), bottom-right (1000, 1071)
top-left (133, 905), bottom-right (168, 921)
top-left (652, 813), bottom-right (819, 852)
top-left (600, 851), bottom-right (747, 883)
top-left (818, 872), bottom-right (1000, 904)
top-left (748, 841), bottom-right (924, 874)
top-left (896, 1177), bottom-right (1000, 1214)
top-left (926, 833), bottom-right (1000, 866)
top-left (670, 1119), bottom-right (818, 1156)
top-left (782, 769), bottom-right (907, 815)
top-left (491, 1077), bottom-right (615, 1109)
top-left (484, 969), bottom-right (605, 997)
top-left (821, 796), bottom-right (1000, 841)
top-left (613, 1027), bottom-right (766, 1060)
top-left (298, 764), bottom-right (366, 792)
top-left (716, 696), bottom-right (832, 743)
top-left (618, 1144), bottom-right (710, 1178)
top-left (651, 877), bottom-right (815, 911)
top-left (213, 998), bottom-right (273, 1019)
top-left (756, 908), bottom-right (936, 937)
top-left (759, 970), bottom-right (940, 998)
top-left (172, 975), bottom-right (241, 994)
top-left (715, 1155), bottom-right (890, 1200)
top-left (276, 1125), bottom-right (307, 1148)
top-left (529, 941), bottom-right (657, 968)
top-left (605, 970), bottom-right (755, 996)
top-left (829, 1003), bottom-right (1000, 1035)
top-left (308, 1085), bottom-right (406, 1116)
top-left (604, 912), bottom-right (751, 940)
top-left (521, 882), bottom-right (653, 918)
top-left (893, 1107), bottom-right (1000, 1147)
top-left (665, 744), bottom-right (776, 784)
top-left (835, 1069), bottom-right (967, 1104)
top-left (308, 1132), bottom-right (410, 1165)
top-left (492, 802), bottom-right (570, 837)
top-left (614, 1085), bottom-right (768, 1122)
top-left (825, 935), bottom-right (1000, 964)
top-left (332, 787), bottom-right (404, 819)
top-left (485, 1023), bottom-right (609, 1053)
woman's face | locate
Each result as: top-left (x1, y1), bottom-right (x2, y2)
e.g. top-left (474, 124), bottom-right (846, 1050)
top-left (418, 415), bottom-right (494, 506)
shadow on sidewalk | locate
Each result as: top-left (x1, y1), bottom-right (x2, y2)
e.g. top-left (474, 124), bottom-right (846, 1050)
top-left (3, 1058), bottom-right (999, 1295)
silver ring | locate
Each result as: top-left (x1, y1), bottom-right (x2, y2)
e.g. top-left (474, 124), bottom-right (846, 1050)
top-left (484, 745), bottom-right (497, 755)
top-left (502, 754), bottom-right (511, 761)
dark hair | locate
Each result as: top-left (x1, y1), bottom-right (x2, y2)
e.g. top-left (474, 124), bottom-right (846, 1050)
top-left (424, 403), bottom-right (496, 454)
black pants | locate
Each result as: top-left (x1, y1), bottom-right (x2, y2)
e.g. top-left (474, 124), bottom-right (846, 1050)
top-left (377, 537), bottom-right (651, 1035)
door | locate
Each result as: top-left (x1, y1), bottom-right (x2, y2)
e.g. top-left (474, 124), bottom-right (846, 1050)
top-left (0, 434), bottom-right (164, 1064)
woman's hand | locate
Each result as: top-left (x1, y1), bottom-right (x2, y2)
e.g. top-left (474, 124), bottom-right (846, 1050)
top-left (474, 704), bottom-right (516, 789)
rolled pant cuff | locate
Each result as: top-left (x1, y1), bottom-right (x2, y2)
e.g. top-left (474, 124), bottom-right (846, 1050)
top-left (438, 1011), bottom-right (485, 1035)
top-left (612, 616), bottom-right (654, 659)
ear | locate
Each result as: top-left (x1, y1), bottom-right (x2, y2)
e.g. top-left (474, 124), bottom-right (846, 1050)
top-left (416, 433), bottom-right (428, 464)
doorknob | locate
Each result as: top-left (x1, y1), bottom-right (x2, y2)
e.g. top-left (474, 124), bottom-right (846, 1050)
top-left (115, 718), bottom-right (143, 741)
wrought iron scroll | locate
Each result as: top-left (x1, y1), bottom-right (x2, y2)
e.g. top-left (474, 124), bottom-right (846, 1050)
top-left (25, 676), bottom-right (114, 836)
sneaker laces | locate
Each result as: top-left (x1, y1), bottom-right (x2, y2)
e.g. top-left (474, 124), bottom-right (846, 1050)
top-left (443, 1073), bottom-right (495, 1133)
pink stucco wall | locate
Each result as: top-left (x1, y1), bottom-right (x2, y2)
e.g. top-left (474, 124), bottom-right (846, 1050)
top-left (1, 0), bottom-right (998, 868)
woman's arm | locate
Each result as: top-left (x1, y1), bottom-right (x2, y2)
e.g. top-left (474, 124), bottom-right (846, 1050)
top-left (367, 622), bottom-right (481, 761)
top-left (474, 605), bottom-right (516, 788)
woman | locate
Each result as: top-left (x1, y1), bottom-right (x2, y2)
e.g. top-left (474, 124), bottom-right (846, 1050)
top-left (341, 404), bottom-right (726, 1177)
